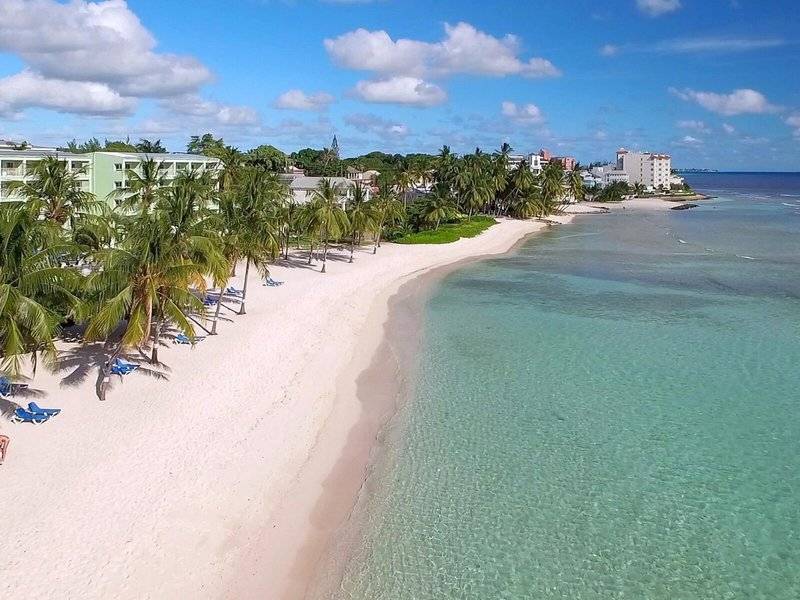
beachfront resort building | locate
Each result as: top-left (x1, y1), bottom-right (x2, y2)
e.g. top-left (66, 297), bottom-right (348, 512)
top-left (284, 176), bottom-right (371, 205)
top-left (615, 149), bottom-right (673, 190)
top-left (0, 145), bottom-right (220, 204)
top-left (507, 153), bottom-right (544, 174)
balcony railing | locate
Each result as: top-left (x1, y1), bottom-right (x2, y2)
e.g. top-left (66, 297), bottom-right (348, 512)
top-left (1, 168), bottom-right (25, 177)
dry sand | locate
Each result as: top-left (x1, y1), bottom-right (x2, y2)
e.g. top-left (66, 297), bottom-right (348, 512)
top-left (0, 216), bottom-right (572, 600)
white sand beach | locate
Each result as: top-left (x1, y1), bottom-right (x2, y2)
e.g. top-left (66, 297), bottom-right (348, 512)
top-left (0, 216), bottom-right (572, 600)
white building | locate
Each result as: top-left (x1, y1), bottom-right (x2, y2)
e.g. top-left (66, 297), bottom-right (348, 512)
top-left (590, 165), bottom-right (629, 187)
top-left (616, 149), bottom-right (672, 190)
top-left (286, 176), bottom-right (370, 205)
top-left (507, 153), bottom-right (543, 175)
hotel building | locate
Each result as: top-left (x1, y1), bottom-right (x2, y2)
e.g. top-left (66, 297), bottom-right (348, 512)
top-left (616, 149), bottom-right (672, 190)
top-left (0, 145), bottom-right (220, 204)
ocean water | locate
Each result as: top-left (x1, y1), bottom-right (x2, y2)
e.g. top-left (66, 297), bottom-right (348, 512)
top-left (325, 173), bottom-right (800, 599)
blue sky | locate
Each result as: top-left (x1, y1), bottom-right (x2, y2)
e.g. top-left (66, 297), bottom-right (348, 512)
top-left (1, 0), bottom-right (798, 169)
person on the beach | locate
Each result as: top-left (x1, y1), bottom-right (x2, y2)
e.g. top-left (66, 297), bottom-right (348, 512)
top-left (0, 435), bottom-right (9, 465)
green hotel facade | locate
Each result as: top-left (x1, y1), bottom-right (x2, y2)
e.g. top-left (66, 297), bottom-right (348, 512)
top-left (0, 146), bottom-right (220, 204)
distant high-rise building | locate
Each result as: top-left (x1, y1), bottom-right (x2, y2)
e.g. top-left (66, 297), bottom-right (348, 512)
top-left (616, 148), bottom-right (672, 189)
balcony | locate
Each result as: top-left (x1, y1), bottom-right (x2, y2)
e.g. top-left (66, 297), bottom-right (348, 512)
top-left (1, 167), bottom-right (25, 177)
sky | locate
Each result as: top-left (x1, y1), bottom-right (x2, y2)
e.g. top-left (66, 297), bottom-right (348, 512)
top-left (0, 0), bottom-right (798, 170)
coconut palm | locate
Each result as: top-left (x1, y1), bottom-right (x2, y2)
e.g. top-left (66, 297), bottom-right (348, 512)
top-left (541, 162), bottom-right (566, 212)
top-left (230, 167), bottom-right (284, 314)
top-left (0, 203), bottom-right (82, 377)
top-left (346, 182), bottom-right (376, 263)
top-left (566, 168), bottom-right (585, 203)
top-left (307, 179), bottom-right (350, 273)
top-left (421, 183), bottom-right (457, 230)
top-left (371, 183), bottom-right (405, 253)
top-left (216, 145), bottom-right (244, 192)
top-left (111, 156), bottom-right (169, 212)
top-left (6, 156), bottom-right (96, 226)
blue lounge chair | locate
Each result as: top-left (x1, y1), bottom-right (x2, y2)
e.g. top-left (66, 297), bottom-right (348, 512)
top-left (11, 407), bottom-right (50, 424)
top-left (0, 376), bottom-right (28, 399)
top-left (226, 287), bottom-right (244, 296)
top-left (203, 296), bottom-right (220, 307)
top-left (173, 333), bottom-right (205, 345)
top-left (264, 276), bottom-right (284, 287)
top-left (28, 402), bottom-right (61, 417)
top-left (110, 358), bottom-right (139, 376)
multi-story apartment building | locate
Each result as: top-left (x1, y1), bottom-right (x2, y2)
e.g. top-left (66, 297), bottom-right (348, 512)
top-left (507, 153), bottom-right (544, 174)
top-left (0, 147), bottom-right (220, 204)
top-left (616, 148), bottom-right (672, 189)
top-left (551, 156), bottom-right (577, 171)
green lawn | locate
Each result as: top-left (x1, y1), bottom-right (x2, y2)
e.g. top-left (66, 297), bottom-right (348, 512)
top-left (394, 216), bottom-right (497, 244)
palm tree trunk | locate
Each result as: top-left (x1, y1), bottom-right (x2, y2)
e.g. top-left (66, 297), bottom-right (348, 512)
top-left (238, 257), bottom-right (250, 315)
top-left (307, 241), bottom-right (314, 265)
top-left (210, 278), bottom-right (228, 335)
top-left (99, 343), bottom-right (123, 401)
top-left (349, 230), bottom-right (356, 263)
top-left (321, 239), bottom-right (329, 273)
top-left (373, 220), bottom-right (384, 254)
top-left (151, 320), bottom-right (163, 364)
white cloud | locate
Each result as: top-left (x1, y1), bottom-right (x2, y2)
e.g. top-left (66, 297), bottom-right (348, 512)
top-left (722, 123), bottom-right (736, 134)
top-left (599, 44), bottom-right (619, 57)
top-left (0, 0), bottom-right (253, 121)
top-left (636, 0), bottom-right (681, 17)
top-left (786, 114), bottom-right (800, 137)
top-left (354, 77), bottom-right (447, 107)
top-left (274, 89), bottom-right (335, 111)
top-left (344, 113), bottom-right (409, 139)
top-left (681, 135), bottom-right (702, 145)
top-left (654, 36), bottom-right (786, 54)
top-left (677, 120), bottom-right (710, 134)
top-left (501, 101), bottom-right (545, 125)
top-left (161, 95), bottom-right (259, 126)
top-left (325, 22), bottom-right (560, 79)
top-left (0, 70), bottom-right (135, 117)
top-left (670, 87), bottom-right (780, 116)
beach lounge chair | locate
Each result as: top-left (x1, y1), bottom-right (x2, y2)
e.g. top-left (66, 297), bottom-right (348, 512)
top-left (203, 296), bottom-right (219, 307)
top-left (226, 286), bottom-right (244, 296)
top-left (0, 376), bottom-right (29, 399)
top-left (28, 402), bottom-right (61, 417)
top-left (110, 358), bottom-right (139, 376)
top-left (11, 407), bottom-right (50, 424)
top-left (173, 333), bottom-right (205, 345)
top-left (264, 276), bottom-right (284, 287)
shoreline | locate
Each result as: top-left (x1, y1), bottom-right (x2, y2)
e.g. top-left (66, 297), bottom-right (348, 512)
top-left (270, 216), bottom-right (580, 599)
top-left (0, 217), bottom-right (568, 600)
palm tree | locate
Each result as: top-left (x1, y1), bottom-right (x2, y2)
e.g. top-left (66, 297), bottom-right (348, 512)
top-left (7, 156), bottom-right (96, 226)
top-left (346, 182), bottom-right (376, 263)
top-left (371, 184), bottom-right (405, 253)
top-left (307, 179), bottom-right (350, 273)
top-left (422, 183), bottom-right (457, 230)
top-left (566, 169), bottom-right (585, 204)
top-left (216, 145), bottom-right (244, 192)
top-left (111, 156), bottom-right (169, 212)
top-left (632, 183), bottom-right (645, 197)
top-left (230, 167), bottom-right (284, 314)
top-left (0, 203), bottom-right (82, 377)
top-left (541, 162), bottom-right (566, 213)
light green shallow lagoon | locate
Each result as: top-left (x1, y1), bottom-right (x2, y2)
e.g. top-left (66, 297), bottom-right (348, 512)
top-left (323, 176), bottom-right (800, 599)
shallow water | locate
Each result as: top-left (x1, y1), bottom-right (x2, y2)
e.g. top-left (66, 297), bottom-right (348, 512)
top-left (326, 174), bottom-right (800, 599)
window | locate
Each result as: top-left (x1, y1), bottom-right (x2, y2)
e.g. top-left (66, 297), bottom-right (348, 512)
top-left (115, 181), bottom-right (123, 189)
top-left (114, 163), bottom-right (122, 171)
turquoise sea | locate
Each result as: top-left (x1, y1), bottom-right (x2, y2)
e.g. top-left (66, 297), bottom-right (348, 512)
top-left (325, 173), bottom-right (800, 599)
